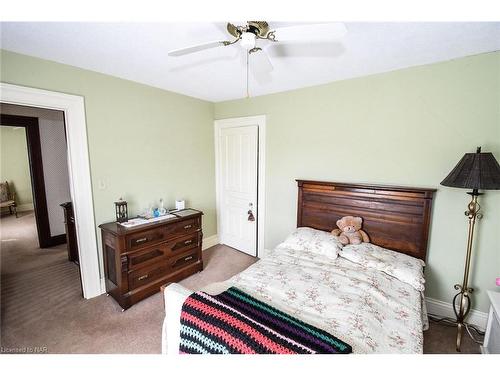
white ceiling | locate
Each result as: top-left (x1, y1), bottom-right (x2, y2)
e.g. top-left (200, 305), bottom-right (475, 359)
top-left (1, 22), bottom-right (499, 102)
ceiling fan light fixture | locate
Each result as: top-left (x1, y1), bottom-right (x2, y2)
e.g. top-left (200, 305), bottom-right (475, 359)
top-left (240, 32), bottom-right (256, 50)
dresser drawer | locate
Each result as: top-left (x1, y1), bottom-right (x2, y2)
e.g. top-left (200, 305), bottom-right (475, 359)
top-left (166, 232), bottom-right (201, 256)
top-left (164, 218), bottom-right (200, 238)
top-left (169, 248), bottom-right (200, 272)
top-left (128, 243), bottom-right (169, 271)
top-left (126, 227), bottom-right (165, 250)
top-left (128, 262), bottom-right (170, 290)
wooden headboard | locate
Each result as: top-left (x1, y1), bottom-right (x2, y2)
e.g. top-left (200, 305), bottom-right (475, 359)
top-left (296, 180), bottom-right (436, 261)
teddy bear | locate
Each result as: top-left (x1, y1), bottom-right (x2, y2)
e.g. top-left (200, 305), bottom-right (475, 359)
top-left (331, 216), bottom-right (370, 245)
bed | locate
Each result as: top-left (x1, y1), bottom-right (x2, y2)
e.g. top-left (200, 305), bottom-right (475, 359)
top-left (162, 180), bottom-right (436, 354)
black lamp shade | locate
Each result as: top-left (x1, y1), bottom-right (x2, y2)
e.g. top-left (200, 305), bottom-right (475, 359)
top-left (441, 147), bottom-right (500, 190)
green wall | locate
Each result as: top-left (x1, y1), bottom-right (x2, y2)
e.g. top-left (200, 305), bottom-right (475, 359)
top-left (0, 126), bottom-right (33, 206)
top-left (1, 48), bottom-right (499, 312)
top-left (215, 52), bottom-right (500, 312)
top-left (0, 49), bottom-right (216, 276)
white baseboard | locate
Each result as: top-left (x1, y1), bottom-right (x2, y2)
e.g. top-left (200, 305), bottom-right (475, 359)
top-left (202, 234), bottom-right (219, 251)
top-left (17, 203), bottom-right (34, 212)
top-left (426, 297), bottom-right (489, 329)
top-left (99, 277), bottom-right (106, 296)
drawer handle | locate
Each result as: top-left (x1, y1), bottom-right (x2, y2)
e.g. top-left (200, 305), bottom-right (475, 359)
top-left (184, 240), bottom-right (193, 245)
top-left (138, 274), bottom-right (149, 281)
top-left (135, 237), bottom-right (148, 244)
top-left (183, 225), bottom-right (192, 229)
top-left (173, 255), bottom-right (194, 267)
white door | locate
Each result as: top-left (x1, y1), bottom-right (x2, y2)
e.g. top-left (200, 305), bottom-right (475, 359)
top-left (219, 125), bottom-right (258, 256)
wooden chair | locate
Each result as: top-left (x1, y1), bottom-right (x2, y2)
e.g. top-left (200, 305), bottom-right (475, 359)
top-left (0, 181), bottom-right (17, 218)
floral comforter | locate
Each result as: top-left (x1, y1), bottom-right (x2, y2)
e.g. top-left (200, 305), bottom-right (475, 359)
top-left (223, 245), bottom-right (427, 354)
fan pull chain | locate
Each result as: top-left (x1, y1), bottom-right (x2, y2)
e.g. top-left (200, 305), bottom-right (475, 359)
top-left (246, 51), bottom-right (250, 98)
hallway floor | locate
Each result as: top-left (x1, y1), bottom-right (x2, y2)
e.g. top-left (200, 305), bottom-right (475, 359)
top-left (1, 211), bottom-right (81, 353)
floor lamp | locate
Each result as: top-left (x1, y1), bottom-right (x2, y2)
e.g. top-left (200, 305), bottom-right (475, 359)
top-left (440, 146), bottom-right (500, 352)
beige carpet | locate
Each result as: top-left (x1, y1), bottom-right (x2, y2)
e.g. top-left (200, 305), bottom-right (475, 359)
top-left (0, 212), bottom-right (481, 354)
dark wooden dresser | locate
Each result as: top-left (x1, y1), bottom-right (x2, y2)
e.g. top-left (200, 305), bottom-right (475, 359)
top-left (99, 209), bottom-right (203, 310)
top-left (61, 202), bottom-right (79, 264)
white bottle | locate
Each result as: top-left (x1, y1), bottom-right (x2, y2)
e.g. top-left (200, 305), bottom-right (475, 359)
top-left (159, 198), bottom-right (166, 215)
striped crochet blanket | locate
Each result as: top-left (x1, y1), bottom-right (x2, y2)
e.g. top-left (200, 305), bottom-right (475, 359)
top-left (179, 287), bottom-right (352, 354)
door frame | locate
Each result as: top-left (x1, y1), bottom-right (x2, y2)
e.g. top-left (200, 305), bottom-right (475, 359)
top-left (0, 114), bottom-right (66, 247)
top-left (0, 82), bottom-right (101, 299)
top-left (214, 115), bottom-right (266, 258)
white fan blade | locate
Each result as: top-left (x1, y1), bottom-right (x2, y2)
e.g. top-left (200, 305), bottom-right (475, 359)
top-left (168, 40), bottom-right (228, 56)
top-left (251, 50), bottom-right (273, 72)
top-left (250, 49), bottom-right (273, 83)
top-left (272, 23), bottom-right (347, 42)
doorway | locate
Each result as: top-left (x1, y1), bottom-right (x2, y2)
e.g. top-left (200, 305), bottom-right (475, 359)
top-left (1, 82), bottom-right (101, 299)
top-left (0, 106), bottom-right (84, 292)
top-left (0, 113), bottom-right (68, 248)
top-left (214, 115), bottom-right (266, 258)
top-left (0, 106), bottom-right (86, 345)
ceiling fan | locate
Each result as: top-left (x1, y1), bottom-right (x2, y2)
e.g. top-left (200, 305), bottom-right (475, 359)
top-left (168, 21), bottom-right (347, 96)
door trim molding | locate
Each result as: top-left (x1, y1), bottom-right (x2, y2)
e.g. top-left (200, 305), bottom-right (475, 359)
top-left (214, 115), bottom-right (266, 258)
top-left (1, 82), bottom-right (102, 299)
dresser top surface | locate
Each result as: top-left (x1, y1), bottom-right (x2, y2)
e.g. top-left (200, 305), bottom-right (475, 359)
top-left (99, 209), bottom-right (203, 235)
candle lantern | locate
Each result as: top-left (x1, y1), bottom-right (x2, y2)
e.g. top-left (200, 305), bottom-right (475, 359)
top-left (115, 198), bottom-right (128, 223)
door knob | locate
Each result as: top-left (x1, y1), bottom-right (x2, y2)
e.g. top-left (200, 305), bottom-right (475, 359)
top-left (247, 203), bottom-right (255, 221)
top-left (247, 209), bottom-right (255, 222)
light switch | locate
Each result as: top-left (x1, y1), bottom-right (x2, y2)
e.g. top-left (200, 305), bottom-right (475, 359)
top-left (98, 179), bottom-right (107, 190)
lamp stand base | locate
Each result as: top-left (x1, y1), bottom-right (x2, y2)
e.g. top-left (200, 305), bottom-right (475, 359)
top-left (453, 283), bottom-right (473, 352)
top-left (453, 191), bottom-right (481, 352)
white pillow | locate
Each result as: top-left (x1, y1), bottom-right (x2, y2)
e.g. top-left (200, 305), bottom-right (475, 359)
top-left (339, 242), bottom-right (426, 291)
top-left (280, 227), bottom-right (343, 260)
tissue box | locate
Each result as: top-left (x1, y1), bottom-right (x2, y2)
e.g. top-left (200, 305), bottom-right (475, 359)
top-left (175, 200), bottom-right (185, 210)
